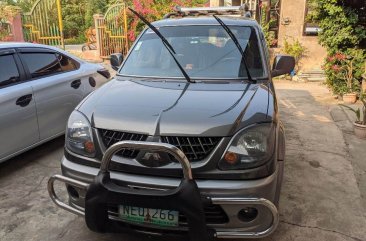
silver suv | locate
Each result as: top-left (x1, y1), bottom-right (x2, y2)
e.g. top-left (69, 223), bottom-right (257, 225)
top-left (48, 6), bottom-right (295, 240)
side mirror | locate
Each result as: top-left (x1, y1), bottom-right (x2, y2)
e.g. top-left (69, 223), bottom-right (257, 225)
top-left (271, 55), bottom-right (295, 77)
top-left (110, 53), bottom-right (123, 71)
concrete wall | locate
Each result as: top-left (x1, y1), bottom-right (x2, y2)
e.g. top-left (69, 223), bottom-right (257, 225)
top-left (9, 14), bottom-right (25, 42)
top-left (210, 0), bottom-right (327, 71)
top-left (210, 0), bottom-right (220, 7)
top-left (277, 0), bottom-right (327, 71)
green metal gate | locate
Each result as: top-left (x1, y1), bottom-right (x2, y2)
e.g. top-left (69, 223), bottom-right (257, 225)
top-left (22, 0), bottom-right (64, 48)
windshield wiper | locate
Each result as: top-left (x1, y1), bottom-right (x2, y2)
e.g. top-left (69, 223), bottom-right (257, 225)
top-left (213, 15), bottom-right (254, 82)
top-left (128, 8), bottom-right (194, 83)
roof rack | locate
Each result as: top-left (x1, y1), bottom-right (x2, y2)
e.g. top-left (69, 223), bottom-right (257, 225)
top-left (164, 5), bottom-right (247, 19)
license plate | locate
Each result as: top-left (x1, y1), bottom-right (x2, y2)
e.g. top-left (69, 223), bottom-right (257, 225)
top-left (118, 205), bottom-right (179, 227)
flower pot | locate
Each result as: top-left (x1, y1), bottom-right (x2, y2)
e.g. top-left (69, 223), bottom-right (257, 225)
top-left (354, 122), bottom-right (366, 139)
top-left (343, 93), bottom-right (357, 104)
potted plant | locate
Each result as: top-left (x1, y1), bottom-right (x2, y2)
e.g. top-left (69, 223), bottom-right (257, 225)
top-left (340, 92), bottom-right (366, 139)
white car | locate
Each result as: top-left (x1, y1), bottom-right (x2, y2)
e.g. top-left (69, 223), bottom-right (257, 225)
top-left (0, 42), bottom-right (110, 163)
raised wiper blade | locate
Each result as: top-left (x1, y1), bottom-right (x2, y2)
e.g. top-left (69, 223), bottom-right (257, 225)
top-left (128, 8), bottom-right (194, 83)
top-left (213, 15), bottom-right (254, 83)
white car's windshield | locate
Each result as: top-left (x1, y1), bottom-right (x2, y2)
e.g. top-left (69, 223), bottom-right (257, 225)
top-left (119, 25), bottom-right (265, 79)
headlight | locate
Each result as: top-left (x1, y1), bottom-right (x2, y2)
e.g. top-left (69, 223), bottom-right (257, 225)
top-left (219, 123), bottom-right (275, 170)
top-left (66, 111), bottom-right (95, 157)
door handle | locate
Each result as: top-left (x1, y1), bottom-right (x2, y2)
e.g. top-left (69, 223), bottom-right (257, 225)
top-left (16, 94), bottom-right (33, 107)
top-left (71, 79), bottom-right (81, 89)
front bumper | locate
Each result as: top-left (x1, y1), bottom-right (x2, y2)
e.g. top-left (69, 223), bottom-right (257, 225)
top-left (50, 141), bottom-right (283, 239)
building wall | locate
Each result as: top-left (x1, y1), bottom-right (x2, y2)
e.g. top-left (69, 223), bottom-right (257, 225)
top-left (210, 0), bottom-right (220, 7)
top-left (275, 0), bottom-right (327, 71)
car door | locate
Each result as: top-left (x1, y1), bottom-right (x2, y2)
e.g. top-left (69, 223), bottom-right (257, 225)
top-left (19, 48), bottom-right (85, 140)
top-left (0, 49), bottom-right (39, 161)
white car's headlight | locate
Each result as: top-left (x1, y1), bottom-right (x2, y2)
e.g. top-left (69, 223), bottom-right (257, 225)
top-left (66, 111), bottom-right (95, 157)
top-left (219, 123), bottom-right (275, 170)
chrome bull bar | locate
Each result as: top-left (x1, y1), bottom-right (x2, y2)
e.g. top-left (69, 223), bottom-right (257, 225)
top-left (48, 141), bottom-right (279, 239)
top-left (99, 141), bottom-right (193, 179)
top-left (48, 141), bottom-right (193, 217)
top-left (48, 174), bottom-right (88, 216)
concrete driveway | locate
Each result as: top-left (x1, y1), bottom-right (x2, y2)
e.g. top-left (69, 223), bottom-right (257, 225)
top-left (0, 80), bottom-right (365, 241)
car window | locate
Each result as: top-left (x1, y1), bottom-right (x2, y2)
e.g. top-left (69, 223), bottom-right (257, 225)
top-left (56, 53), bottom-right (79, 71)
top-left (0, 54), bottom-right (21, 87)
top-left (120, 25), bottom-right (265, 79)
top-left (22, 53), bottom-right (62, 79)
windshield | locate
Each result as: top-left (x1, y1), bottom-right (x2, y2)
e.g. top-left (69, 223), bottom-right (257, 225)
top-left (119, 25), bottom-right (265, 79)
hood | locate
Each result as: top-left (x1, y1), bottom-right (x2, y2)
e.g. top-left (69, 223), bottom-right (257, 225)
top-left (78, 78), bottom-right (272, 137)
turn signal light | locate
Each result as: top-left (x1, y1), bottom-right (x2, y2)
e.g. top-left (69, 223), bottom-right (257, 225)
top-left (84, 141), bottom-right (95, 154)
top-left (224, 152), bottom-right (239, 165)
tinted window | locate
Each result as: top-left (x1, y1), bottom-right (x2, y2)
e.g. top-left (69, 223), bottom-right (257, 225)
top-left (0, 55), bottom-right (21, 87)
top-left (56, 54), bottom-right (79, 71)
top-left (22, 53), bottom-right (62, 78)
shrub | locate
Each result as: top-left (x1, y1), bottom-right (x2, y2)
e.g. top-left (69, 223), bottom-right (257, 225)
top-left (64, 35), bottom-right (87, 45)
top-left (312, 0), bottom-right (366, 95)
top-left (323, 51), bottom-right (363, 95)
top-left (283, 38), bottom-right (307, 71)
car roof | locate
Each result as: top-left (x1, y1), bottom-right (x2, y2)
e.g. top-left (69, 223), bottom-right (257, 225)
top-left (0, 42), bottom-right (84, 62)
top-left (0, 42), bottom-right (64, 51)
top-left (152, 16), bottom-right (260, 28)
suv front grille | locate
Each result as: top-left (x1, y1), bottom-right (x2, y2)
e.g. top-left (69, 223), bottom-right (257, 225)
top-left (99, 129), bottom-right (221, 162)
top-left (99, 129), bottom-right (148, 159)
top-left (161, 136), bottom-right (221, 162)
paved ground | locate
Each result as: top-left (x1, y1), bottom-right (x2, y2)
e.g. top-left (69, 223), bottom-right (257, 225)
top-left (0, 80), bottom-right (365, 241)
top-left (65, 45), bottom-right (84, 52)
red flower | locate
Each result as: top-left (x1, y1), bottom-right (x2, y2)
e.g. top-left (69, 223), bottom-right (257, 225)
top-left (327, 56), bottom-right (335, 62)
top-left (331, 65), bottom-right (341, 72)
top-left (335, 52), bottom-right (346, 61)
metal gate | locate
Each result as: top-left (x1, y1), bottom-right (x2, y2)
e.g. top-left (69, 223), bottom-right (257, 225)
top-left (22, 0), bottom-right (64, 48)
top-left (94, 3), bottom-right (129, 58)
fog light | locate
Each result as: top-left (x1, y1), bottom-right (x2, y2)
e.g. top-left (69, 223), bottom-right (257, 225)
top-left (238, 207), bottom-right (258, 222)
top-left (67, 185), bottom-right (79, 199)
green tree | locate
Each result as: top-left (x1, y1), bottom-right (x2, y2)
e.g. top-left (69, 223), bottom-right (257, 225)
top-left (313, 0), bottom-right (366, 95)
top-left (313, 1), bottom-right (365, 53)
top-left (62, 0), bottom-right (88, 39)
top-left (85, 0), bottom-right (112, 28)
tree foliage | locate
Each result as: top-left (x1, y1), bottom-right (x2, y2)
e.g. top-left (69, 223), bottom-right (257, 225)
top-left (126, 0), bottom-right (208, 41)
top-left (0, 1), bottom-right (21, 40)
top-left (312, 0), bottom-right (366, 95)
top-left (313, 1), bottom-right (365, 52)
top-left (62, 0), bottom-right (88, 39)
